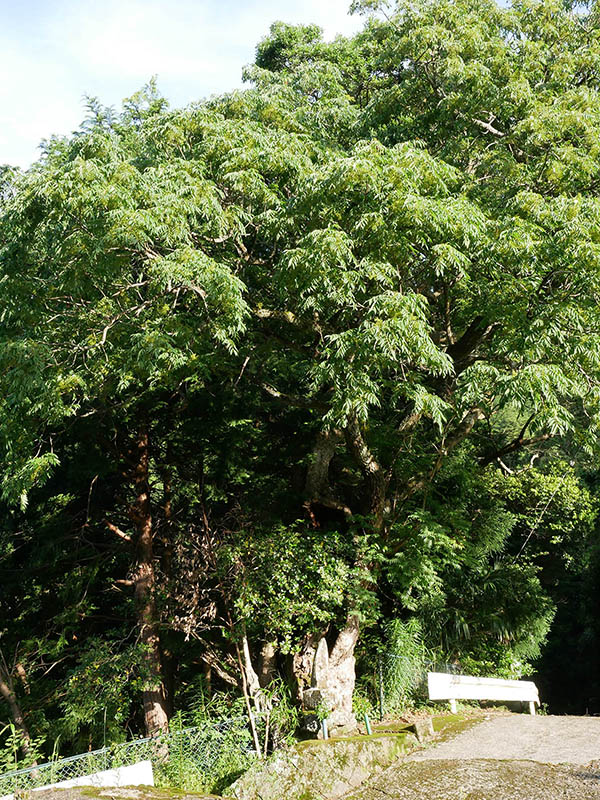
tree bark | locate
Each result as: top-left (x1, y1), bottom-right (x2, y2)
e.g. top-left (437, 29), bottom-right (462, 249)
top-left (258, 641), bottom-right (278, 688)
top-left (304, 429), bottom-right (351, 523)
top-left (241, 632), bottom-right (261, 700)
top-left (0, 663), bottom-right (34, 760)
top-left (290, 632), bottom-right (322, 703)
top-left (344, 415), bottom-right (387, 528)
top-left (202, 661), bottom-right (213, 697)
top-left (130, 427), bottom-right (169, 736)
top-left (446, 316), bottom-right (498, 376)
top-left (327, 614), bottom-right (360, 731)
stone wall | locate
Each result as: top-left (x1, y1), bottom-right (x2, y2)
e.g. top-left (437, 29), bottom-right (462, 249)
top-left (229, 731), bottom-right (419, 800)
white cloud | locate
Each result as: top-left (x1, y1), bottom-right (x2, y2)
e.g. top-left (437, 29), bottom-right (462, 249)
top-left (0, 0), bottom-right (362, 168)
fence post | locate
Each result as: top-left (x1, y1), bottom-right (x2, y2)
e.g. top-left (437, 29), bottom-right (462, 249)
top-left (378, 657), bottom-right (384, 722)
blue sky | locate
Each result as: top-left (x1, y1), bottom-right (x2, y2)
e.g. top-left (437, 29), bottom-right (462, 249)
top-left (1, 0), bottom-right (362, 168)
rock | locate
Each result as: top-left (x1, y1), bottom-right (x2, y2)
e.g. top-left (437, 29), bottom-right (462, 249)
top-left (228, 731), bottom-right (419, 800)
top-left (299, 712), bottom-right (321, 736)
top-left (302, 687), bottom-right (331, 711)
top-left (342, 759), bottom-right (600, 800)
top-left (411, 717), bottom-right (434, 742)
top-left (328, 722), bottom-right (360, 738)
top-left (311, 638), bottom-right (329, 688)
top-left (32, 788), bottom-right (226, 800)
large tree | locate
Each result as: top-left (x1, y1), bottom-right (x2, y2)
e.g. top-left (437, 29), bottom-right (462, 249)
top-left (3, 0), bottom-right (600, 738)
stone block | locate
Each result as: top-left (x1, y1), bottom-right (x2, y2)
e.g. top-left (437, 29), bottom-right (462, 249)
top-left (311, 638), bottom-right (329, 688)
top-left (302, 687), bottom-right (331, 711)
top-left (411, 717), bottom-right (434, 742)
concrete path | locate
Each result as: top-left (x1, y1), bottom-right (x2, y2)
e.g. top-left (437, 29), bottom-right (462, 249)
top-left (343, 714), bottom-right (600, 799)
top-left (411, 713), bottom-right (600, 764)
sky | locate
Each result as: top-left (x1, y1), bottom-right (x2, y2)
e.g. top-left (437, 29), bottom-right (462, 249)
top-left (0, 0), bottom-right (363, 169)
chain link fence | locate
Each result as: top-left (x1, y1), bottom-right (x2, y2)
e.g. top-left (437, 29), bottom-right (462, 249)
top-left (377, 654), bottom-right (461, 719)
top-left (0, 716), bottom-right (260, 797)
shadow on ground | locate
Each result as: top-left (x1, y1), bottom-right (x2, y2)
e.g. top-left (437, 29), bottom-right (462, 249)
top-left (343, 758), bottom-right (600, 800)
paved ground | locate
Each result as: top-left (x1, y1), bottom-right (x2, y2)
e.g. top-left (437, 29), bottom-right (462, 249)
top-left (344, 758), bottom-right (600, 799)
top-left (411, 713), bottom-right (600, 764)
top-left (343, 714), bottom-right (600, 799)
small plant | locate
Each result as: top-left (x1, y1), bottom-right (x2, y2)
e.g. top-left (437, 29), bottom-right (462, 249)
top-left (352, 688), bottom-right (373, 719)
top-left (313, 698), bottom-right (331, 723)
top-left (0, 724), bottom-right (45, 775)
top-left (259, 678), bottom-right (299, 751)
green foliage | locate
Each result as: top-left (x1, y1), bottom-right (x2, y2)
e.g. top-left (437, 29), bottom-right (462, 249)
top-left (175, 685), bottom-right (248, 727)
top-left (156, 715), bottom-right (255, 794)
top-left (381, 619), bottom-right (431, 712)
top-left (352, 688), bottom-right (374, 719)
top-left (0, 725), bottom-right (45, 774)
top-left (221, 524), bottom-right (353, 651)
top-left (255, 22), bottom-right (324, 72)
top-left (60, 639), bottom-right (147, 745)
top-left (4, 0), bottom-right (600, 756)
top-left (260, 679), bottom-right (300, 749)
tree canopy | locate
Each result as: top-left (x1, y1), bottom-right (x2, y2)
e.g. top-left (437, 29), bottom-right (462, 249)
top-left (2, 0), bottom-right (600, 756)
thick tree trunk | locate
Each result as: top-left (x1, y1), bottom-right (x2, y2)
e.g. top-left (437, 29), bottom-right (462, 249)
top-left (130, 427), bottom-right (169, 736)
top-left (0, 665), bottom-right (34, 760)
top-left (344, 416), bottom-right (387, 527)
top-left (258, 640), bottom-right (278, 688)
top-left (309, 417), bottom-right (385, 732)
top-left (290, 632), bottom-right (322, 703)
top-left (327, 615), bottom-right (360, 731)
top-left (241, 632), bottom-right (261, 699)
top-left (298, 427), bottom-right (366, 732)
top-left (304, 429), bottom-right (351, 522)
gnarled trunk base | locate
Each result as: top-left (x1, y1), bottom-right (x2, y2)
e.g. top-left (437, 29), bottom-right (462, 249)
top-left (301, 617), bottom-right (359, 734)
top-left (325, 615), bottom-right (359, 732)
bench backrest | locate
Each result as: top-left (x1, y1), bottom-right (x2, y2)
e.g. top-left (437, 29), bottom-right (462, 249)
top-left (427, 671), bottom-right (539, 704)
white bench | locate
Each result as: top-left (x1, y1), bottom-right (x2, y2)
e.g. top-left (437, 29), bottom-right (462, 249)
top-left (427, 671), bottom-right (540, 715)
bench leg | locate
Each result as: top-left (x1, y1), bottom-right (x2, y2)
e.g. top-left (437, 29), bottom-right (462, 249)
top-left (450, 699), bottom-right (457, 713)
top-left (529, 701), bottom-right (536, 716)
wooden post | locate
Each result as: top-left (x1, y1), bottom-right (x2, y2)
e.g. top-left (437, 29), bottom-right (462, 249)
top-left (234, 642), bottom-right (262, 758)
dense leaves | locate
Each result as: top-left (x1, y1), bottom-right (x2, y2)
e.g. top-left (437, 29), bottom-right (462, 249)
top-left (2, 0), bottom-right (600, 755)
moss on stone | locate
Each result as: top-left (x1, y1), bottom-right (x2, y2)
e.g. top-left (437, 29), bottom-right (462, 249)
top-left (34, 788), bottom-right (227, 800)
top-left (228, 731), bottom-right (421, 800)
top-left (343, 758), bottom-right (600, 799)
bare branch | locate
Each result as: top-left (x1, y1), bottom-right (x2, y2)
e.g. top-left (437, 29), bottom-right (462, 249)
top-left (261, 383), bottom-right (329, 411)
top-left (472, 117), bottom-right (506, 137)
top-left (480, 432), bottom-right (551, 467)
top-left (105, 520), bottom-right (132, 543)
